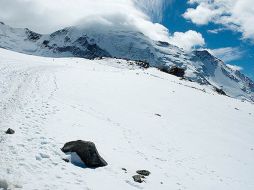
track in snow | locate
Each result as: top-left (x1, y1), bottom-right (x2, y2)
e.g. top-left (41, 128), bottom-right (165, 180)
top-left (0, 49), bottom-right (254, 190)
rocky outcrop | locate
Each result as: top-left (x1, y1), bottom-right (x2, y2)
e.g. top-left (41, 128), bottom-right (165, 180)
top-left (214, 87), bottom-right (227, 96)
top-left (160, 66), bottom-right (185, 78)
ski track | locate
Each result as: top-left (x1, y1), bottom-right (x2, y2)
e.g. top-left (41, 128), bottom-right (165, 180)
top-left (0, 49), bottom-right (254, 190)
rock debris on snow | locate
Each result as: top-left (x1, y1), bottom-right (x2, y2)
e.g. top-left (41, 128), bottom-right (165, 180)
top-left (132, 175), bottom-right (145, 183)
top-left (136, 170), bottom-right (151, 176)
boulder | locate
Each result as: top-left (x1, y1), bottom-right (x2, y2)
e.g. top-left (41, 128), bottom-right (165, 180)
top-left (61, 140), bottom-right (107, 168)
top-left (5, 128), bottom-right (15, 134)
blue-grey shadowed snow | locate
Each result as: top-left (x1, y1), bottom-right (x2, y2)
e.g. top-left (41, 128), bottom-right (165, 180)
top-left (67, 152), bottom-right (87, 169)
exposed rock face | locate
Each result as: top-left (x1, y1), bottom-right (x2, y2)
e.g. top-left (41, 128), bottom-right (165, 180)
top-left (61, 140), bottom-right (107, 168)
top-left (53, 36), bottom-right (110, 59)
top-left (25, 29), bottom-right (42, 41)
top-left (5, 128), bottom-right (15, 134)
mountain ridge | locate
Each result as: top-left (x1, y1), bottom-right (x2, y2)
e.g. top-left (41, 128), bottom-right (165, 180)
top-left (0, 21), bottom-right (253, 102)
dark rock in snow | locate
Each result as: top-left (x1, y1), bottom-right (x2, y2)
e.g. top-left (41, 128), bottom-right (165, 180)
top-left (132, 175), bottom-right (145, 183)
top-left (214, 87), bottom-right (227, 96)
top-left (155, 113), bottom-right (161, 117)
top-left (160, 66), bottom-right (185, 78)
top-left (42, 40), bottom-right (50, 47)
top-left (61, 140), bottom-right (107, 168)
top-left (168, 66), bottom-right (185, 77)
top-left (0, 179), bottom-right (8, 190)
top-left (5, 128), bottom-right (15, 134)
top-left (135, 60), bottom-right (150, 69)
top-left (25, 29), bottom-right (42, 41)
top-left (157, 41), bottom-right (170, 47)
top-left (136, 170), bottom-right (151, 176)
top-left (62, 158), bottom-right (70, 163)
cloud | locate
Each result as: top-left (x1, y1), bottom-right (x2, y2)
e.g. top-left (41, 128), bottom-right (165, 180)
top-left (183, 0), bottom-right (254, 42)
top-left (168, 30), bottom-right (205, 51)
top-left (0, 0), bottom-right (170, 42)
top-left (207, 28), bottom-right (227, 34)
top-left (208, 47), bottom-right (244, 63)
top-left (226, 64), bottom-right (243, 71)
top-left (134, 0), bottom-right (173, 22)
top-left (0, 0), bottom-right (206, 51)
top-left (183, 2), bottom-right (221, 25)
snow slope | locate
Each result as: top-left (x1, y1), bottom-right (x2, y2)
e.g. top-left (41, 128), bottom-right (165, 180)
top-left (0, 48), bottom-right (254, 190)
top-left (0, 22), bottom-right (254, 102)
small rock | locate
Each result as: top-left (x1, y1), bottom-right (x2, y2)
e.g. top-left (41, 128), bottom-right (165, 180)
top-left (132, 175), bottom-right (144, 183)
top-left (61, 140), bottom-right (107, 168)
top-left (5, 128), bottom-right (15, 135)
top-left (122, 168), bottom-right (127, 172)
top-left (235, 108), bottom-right (239, 111)
top-left (136, 170), bottom-right (151, 176)
top-left (155, 114), bottom-right (161, 117)
top-left (62, 158), bottom-right (70, 163)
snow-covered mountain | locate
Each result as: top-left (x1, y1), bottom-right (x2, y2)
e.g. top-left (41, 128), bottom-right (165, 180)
top-left (0, 21), bottom-right (253, 101)
top-left (0, 48), bottom-right (254, 190)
